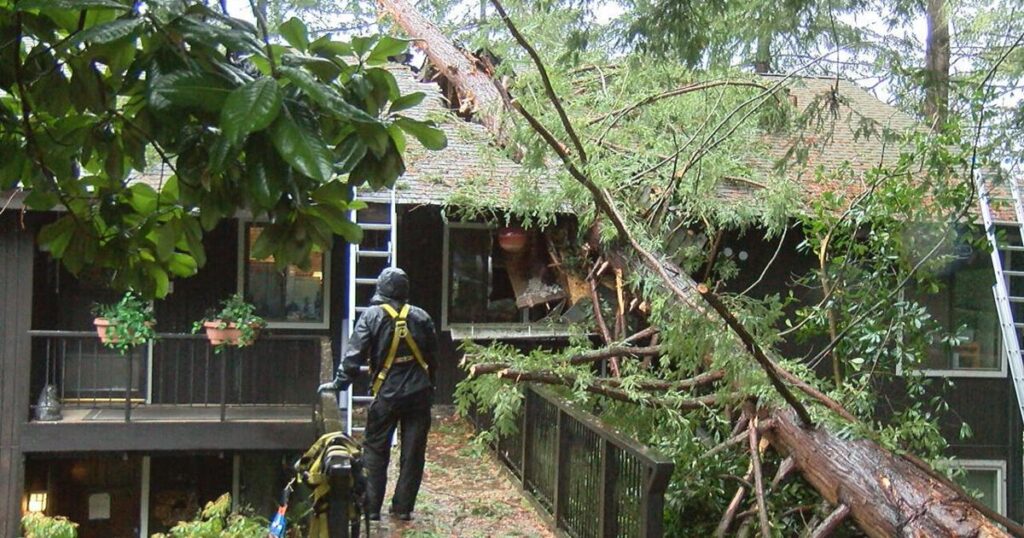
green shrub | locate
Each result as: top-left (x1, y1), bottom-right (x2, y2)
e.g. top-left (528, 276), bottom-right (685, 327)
top-left (151, 493), bottom-right (269, 538)
top-left (21, 512), bottom-right (78, 538)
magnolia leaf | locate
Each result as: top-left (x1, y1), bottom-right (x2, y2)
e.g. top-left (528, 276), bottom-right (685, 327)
top-left (148, 71), bottom-right (231, 111)
top-left (221, 78), bottom-right (282, 144)
top-left (278, 17), bottom-right (309, 51)
top-left (367, 36), bottom-right (409, 64)
top-left (278, 66), bottom-right (376, 124)
top-left (66, 17), bottom-right (143, 48)
top-left (389, 91), bottom-right (425, 114)
top-left (395, 117), bottom-right (447, 150)
top-left (17, 0), bottom-right (129, 10)
top-left (270, 104), bottom-right (334, 183)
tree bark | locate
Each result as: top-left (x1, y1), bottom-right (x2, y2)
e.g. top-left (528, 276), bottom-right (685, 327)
top-left (377, 0), bottom-right (510, 141)
top-left (377, 3), bottom-right (1015, 535)
top-left (768, 409), bottom-right (1006, 537)
top-left (924, 0), bottom-right (950, 129)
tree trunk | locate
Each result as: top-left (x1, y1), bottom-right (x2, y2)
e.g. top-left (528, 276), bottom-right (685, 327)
top-left (377, 0), bottom-right (509, 141)
top-left (924, 0), bottom-right (950, 130)
top-left (377, 2), bottom-right (1015, 534)
top-left (769, 409), bottom-right (1006, 537)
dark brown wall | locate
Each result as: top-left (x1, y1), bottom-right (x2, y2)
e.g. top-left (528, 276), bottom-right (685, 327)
top-left (396, 206), bottom-right (463, 401)
top-left (1, 213), bottom-right (36, 537)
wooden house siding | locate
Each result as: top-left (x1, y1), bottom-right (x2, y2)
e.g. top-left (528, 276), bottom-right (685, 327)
top-left (1, 213), bottom-right (36, 537)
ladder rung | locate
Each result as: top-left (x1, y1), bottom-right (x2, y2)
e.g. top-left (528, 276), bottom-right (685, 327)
top-left (352, 396), bottom-right (374, 403)
top-left (357, 250), bottom-right (390, 258)
top-left (355, 306), bottom-right (369, 313)
top-left (351, 426), bottom-right (365, 433)
top-left (358, 223), bottom-right (392, 231)
top-left (1002, 245), bottom-right (1024, 252)
top-left (1004, 270), bottom-right (1024, 277)
top-left (359, 365), bottom-right (370, 372)
top-left (1008, 296), bottom-right (1024, 303)
top-left (355, 278), bottom-right (378, 285)
top-left (1014, 323), bottom-right (1024, 328)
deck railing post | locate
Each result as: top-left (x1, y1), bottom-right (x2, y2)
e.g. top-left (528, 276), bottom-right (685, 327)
top-left (598, 437), bottom-right (609, 537)
top-left (553, 407), bottom-right (567, 528)
top-left (220, 346), bottom-right (229, 422)
top-left (124, 347), bottom-right (132, 422)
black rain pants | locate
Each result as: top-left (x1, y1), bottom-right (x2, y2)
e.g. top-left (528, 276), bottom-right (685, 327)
top-left (362, 388), bottom-right (432, 516)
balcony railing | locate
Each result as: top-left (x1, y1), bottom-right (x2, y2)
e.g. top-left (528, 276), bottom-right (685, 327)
top-left (472, 385), bottom-right (674, 538)
top-left (29, 331), bottom-right (324, 423)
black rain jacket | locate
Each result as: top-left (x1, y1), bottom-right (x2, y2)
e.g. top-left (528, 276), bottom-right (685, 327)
top-left (337, 268), bottom-right (439, 400)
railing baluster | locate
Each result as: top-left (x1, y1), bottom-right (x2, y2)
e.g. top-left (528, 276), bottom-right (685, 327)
top-left (124, 347), bottom-right (132, 422)
top-left (220, 346), bottom-right (229, 421)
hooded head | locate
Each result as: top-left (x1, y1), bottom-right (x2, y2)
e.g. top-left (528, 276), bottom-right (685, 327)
top-left (371, 267), bottom-right (410, 305)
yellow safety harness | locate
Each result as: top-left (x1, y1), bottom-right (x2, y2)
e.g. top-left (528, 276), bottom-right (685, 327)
top-left (294, 431), bottom-right (363, 538)
top-left (371, 304), bottom-right (430, 396)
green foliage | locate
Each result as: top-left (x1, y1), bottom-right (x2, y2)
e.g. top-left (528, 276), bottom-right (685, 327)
top-left (92, 291), bottom-right (157, 354)
top-left (151, 493), bottom-right (267, 538)
top-left (193, 294), bottom-right (265, 351)
top-left (21, 512), bottom-right (78, 538)
top-left (1, 1), bottom-right (446, 297)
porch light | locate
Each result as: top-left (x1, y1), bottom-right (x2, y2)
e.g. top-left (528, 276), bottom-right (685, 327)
top-left (27, 492), bottom-right (47, 513)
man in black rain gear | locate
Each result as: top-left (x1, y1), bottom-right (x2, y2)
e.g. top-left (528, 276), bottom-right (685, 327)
top-left (318, 267), bottom-right (438, 521)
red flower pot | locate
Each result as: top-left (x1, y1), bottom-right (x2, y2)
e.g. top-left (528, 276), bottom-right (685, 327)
top-left (498, 226), bottom-right (529, 253)
top-left (203, 321), bottom-right (244, 346)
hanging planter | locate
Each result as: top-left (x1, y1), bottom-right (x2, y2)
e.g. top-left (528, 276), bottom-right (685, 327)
top-left (91, 292), bottom-right (157, 353)
top-left (193, 294), bottom-right (265, 351)
top-left (498, 226), bottom-right (529, 253)
top-left (202, 321), bottom-right (249, 346)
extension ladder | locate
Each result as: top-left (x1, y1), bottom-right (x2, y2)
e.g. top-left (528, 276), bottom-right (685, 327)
top-left (342, 187), bottom-right (398, 435)
top-left (976, 173), bottom-right (1024, 426)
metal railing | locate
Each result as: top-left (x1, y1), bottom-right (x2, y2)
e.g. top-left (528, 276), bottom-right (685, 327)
top-left (475, 385), bottom-right (674, 538)
top-left (29, 331), bottom-right (324, 422)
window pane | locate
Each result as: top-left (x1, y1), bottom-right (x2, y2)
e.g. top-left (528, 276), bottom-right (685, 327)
top-left (961, 468), bottom-right (1000, 514)
top-left (447, 228), bottom-right (519, 324)
top-left (245, 226), bottom-right (326, 324)
top-left (920, 256), bottom-right (1000, 371)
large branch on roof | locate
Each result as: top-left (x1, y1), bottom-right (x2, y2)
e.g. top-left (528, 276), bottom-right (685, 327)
top-left (389, 4), bottom-right (1016, 535)
top-left (377, 0), bottom-right (511, 141)
top-left (586, 80), bottom-right (773, 127)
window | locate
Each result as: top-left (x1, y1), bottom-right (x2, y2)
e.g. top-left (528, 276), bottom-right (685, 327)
top-left (956, 460), bottom-right (1006, 516)
top-left (919, 251), bottom-right (1004, 377)
top-left (442, 222), bottom-right (568, 337)
top-left (238, 223), bottom-right (329, 329)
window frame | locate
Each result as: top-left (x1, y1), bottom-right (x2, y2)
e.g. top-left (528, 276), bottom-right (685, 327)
top-left (236, 221), bottom-right (331, 330)
top-left (957, 459), bottom-right (1007, 516)
top-left (918, 265), bottom-right (1008, 378)
top-left (441, 220), bottom-right (571, 338)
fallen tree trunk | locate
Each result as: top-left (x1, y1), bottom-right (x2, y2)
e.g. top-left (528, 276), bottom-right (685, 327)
top-left (769, 409), bottom-right (1006, 537)
top-left (377, 1), bottom-right (1020, 534)
top-left (377, 0), bottom-right (510, 143)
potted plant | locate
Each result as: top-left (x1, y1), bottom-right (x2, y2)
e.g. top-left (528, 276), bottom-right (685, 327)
top-left (193, 294), bottom-right (265, 350)
top-left (91, 292), bottom-right (156, 354)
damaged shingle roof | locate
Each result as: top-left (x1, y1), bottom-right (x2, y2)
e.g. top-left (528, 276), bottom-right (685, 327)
top-left (356, 65), bottom-right (561, 207)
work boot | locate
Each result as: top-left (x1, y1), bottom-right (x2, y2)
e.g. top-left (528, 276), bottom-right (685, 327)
top-left (389, 509), bottom-right (413, 521)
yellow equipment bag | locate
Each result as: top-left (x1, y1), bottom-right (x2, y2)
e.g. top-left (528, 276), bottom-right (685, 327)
top-left (294, 431), bottom-right (364, 538)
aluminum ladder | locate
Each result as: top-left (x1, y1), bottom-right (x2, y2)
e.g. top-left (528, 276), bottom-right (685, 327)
top-left (976, 173), bottom-right (1024, 426)
top-left (342, 187), bottom-right (398, 435)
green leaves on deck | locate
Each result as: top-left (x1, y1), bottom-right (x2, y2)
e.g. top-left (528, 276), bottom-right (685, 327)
top-left (4, 1), bottom-right (444, 298)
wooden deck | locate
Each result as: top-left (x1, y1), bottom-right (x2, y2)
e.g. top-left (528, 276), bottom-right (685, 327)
top-left (50, 404), bottom-right (314, 423)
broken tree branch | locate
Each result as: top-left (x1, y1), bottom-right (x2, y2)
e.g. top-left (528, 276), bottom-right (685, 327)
top-left (490, 0), bottom-right (588, 164)
top-left (748, 419), bottom-right (771, 538)
top-left (809, 504), bottom-right (850, 538)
